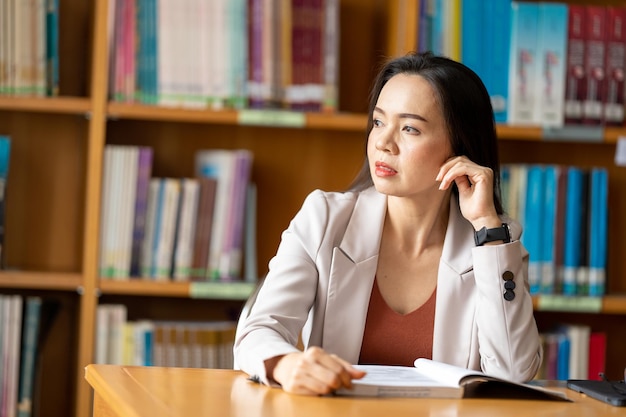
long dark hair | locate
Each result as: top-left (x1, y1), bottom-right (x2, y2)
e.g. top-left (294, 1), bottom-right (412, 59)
top-left (349, 51), bottom-right (504, 215)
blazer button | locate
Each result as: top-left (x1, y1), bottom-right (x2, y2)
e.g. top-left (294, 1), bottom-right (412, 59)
top-left (504, 281), bottom-right (516, 290)
top-left (502, 271), bottom-right (514, 281)
top-left (503, 289), bottom-right (515, 301)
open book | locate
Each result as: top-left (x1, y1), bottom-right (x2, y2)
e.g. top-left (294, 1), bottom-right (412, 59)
top-left (336, 359), bottom-right (570, 401)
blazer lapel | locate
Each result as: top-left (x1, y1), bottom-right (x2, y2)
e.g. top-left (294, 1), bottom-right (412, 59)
top-left (432, 196), bottom-right (476, 368)
top-left (322, 188), bottom-right (386, 363)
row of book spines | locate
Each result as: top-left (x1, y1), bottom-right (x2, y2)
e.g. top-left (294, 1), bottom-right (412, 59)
top-left (99, 145), bottom-right (254, 282)
top-left (501, 164), bottom-right (609, 297)
top-left (109, 0), bottom-right (338, 112)
top-left (0, 0), bottom-right (59, 97)
top-left (0, 294), bottom-right (59, 417)
top-left (536, 326), bottom-right (606, 381)
top-left (95, 304), bottom-right (236, 369)
top-left (421, 1), bottom-right (626, 127)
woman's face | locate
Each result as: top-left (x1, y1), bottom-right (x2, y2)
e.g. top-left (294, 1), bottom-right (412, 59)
top-left (367, 73), bottom-right (453, 198)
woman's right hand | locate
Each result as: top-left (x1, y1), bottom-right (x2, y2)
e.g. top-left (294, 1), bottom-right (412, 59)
top-left (268, 346), bottom-right (366, 395)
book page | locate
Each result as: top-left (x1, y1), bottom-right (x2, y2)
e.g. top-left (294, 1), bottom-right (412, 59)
top-left (413, 358), bottom-right (486, 385)
top-left (353, 364), bottom-right (459, 388)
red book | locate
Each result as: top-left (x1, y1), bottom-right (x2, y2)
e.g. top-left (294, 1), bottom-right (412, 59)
top-left (564, 5), bottom-right (586, 125)
top-left (603, 7), bottom-right (626, 126)
top-left (587, 332), bottom-right (607, 381)
top-left (582, 6), bottom-right (607, 125)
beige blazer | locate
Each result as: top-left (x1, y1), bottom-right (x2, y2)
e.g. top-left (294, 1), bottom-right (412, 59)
top-left (234, 187), bottom-right (542, 385)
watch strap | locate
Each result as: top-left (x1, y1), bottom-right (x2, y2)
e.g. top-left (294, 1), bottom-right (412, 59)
top-left (474, 223), bottom-right (511, 246)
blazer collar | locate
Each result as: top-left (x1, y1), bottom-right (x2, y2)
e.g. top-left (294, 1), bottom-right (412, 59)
top-left (338, 187), bottom-right (387, 263)
top-left (441, 194), bottom-right (474, 275)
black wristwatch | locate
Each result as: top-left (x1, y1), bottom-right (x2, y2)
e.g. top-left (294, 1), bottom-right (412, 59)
top-left (474, 223), bottom-right (511, 246)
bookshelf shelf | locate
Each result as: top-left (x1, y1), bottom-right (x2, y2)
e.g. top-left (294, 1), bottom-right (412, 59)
top-left (107, 103), bottom-right (368, 132)
top-left (98, 280), bottom-right (255, 300)
top-left (105, 103), bottom-right (626, 141)
top-left (0, 96), bottom-right (91, 114)
top-left (0, 271), bottom-right (83, 291)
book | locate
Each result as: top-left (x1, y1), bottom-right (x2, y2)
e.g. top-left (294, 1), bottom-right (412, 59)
top-left (336, 358), bottom-right (570, 400)
top-left (582, 6), bottom-right (607, 125)
top-left (507, 1), bottom-right (540, 125)
top-left (588, 167), bottom-right (608, 296)
top-left (563, 5), bottom-right (586, 125)
top-left (17, 297), bottom-right (42, 417)
top-left (604, 6), bottom-right (626, 126)
top-left (523, 165), bottom-right (545, 294)
top-left (562, 166), bottom-right (585, 296)
top-left (0, 135), bottom-right (11, 268)
top-left (587, 332), bottom-right (607, 380)
top-left (534, 2), bottom-right (568, 127)
top-left (485, 0), bottom-right (512, 123)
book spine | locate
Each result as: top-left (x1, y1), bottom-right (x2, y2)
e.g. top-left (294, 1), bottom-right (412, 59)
top-left (562, 167), bottom-right (584, 296)
top-left (523, 165), bottom-right (544, 295)
top-left (129, 147), bottom-right (153, 277)
top-left (541, 165), bottom-right (558, 294)
top-left (484, 0), bottom-right (511, 124)
top-left (507, 1), bottom-right (540, 125)
top-left (582, 6), bottom-right (607, 125)
top-left (564, 5), bottom-right (586, 124)
top-left (17, 297), bottom-right (42, 417)
top-left (603, 6), bottom-right (626, 126)
top-left (535, 2), bottom-right (568, 127)
top-left (588, 167), bottom-right (608, 296)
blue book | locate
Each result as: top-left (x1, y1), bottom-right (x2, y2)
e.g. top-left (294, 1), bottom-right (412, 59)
top-left (485, 0), bottom-right (512, 123)
top-left (0, 136), bottom-right (11, 268)
top-left (523, 165), bottom-right (545, 294)
top-left (461, 0), bottom-right (485, 80)
top-left (563, 167), bottom-right (584, 296)
top-left (541, 165), bottom-right (558, 294)
top-left (556, 334), bottom-right (570, 381)
top-left (46, 0), bottom-right (60, 96)
top-left (588, 168), bottom-right (608, 296)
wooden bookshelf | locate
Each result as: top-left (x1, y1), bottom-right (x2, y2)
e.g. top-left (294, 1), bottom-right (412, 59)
top-left (1, 1), bottom-right (626, 417)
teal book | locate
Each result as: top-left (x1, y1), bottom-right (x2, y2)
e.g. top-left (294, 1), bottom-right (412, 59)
top-left (17, 297), bottom-right (43, 417)
top-left (485, 0), bottom-right (512, 123)
top-left (523, 165), bottom-right (545, 295)
top-left (588, 168), bottom-right (608, 296)
top-left (46, 0), bottom-right (60, 96)
top-left (0, 135), bottom-right (12, 268)
top-left (541, 165), bottom-right (558, 294)
top-left (563, 167), bottom-right (584, 296)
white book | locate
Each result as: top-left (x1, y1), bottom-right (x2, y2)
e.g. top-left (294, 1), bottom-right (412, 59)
top-left (33, 0), bottom-right (46, 96)
top-left (172, 178), bottom-right (200, 281)
top-left (533, 3), bottom-right (568, 127)
top-left (118, 146), bottom-right (139, 278)
top-left (157, 0), bottom-right (177, 106)
top-left (567, 324), bottom-right (591, 380)
top-left (107, 304), bottom-right (128, 365)
top-left (153, 178), bottom-right (180, 280)
top-left (337, 358), bottom-right (569, 400)
top-left (507, 2), bottom-right (540, 125)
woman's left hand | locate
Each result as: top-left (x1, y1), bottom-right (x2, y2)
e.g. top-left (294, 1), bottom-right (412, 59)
top-left (436, 155), bottom-right (501, 230)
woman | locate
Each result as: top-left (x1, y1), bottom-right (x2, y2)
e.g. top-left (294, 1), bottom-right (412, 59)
top-left (234, 51), bottom-right (542, 395)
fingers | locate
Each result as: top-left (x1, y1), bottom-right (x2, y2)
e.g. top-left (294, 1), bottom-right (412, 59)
top-left (275, 347), bottom-right (365, 396)
top-left (436, 155), bottom-right (493, 192)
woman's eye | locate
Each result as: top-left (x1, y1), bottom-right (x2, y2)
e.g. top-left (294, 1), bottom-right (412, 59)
top-left (403, 125), bottom-right (419, 134)
top-left (373, 119), bottom-right (383, 127)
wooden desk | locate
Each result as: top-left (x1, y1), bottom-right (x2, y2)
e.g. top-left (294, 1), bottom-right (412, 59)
top-left (85, 365), bottom-right (624, 417)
